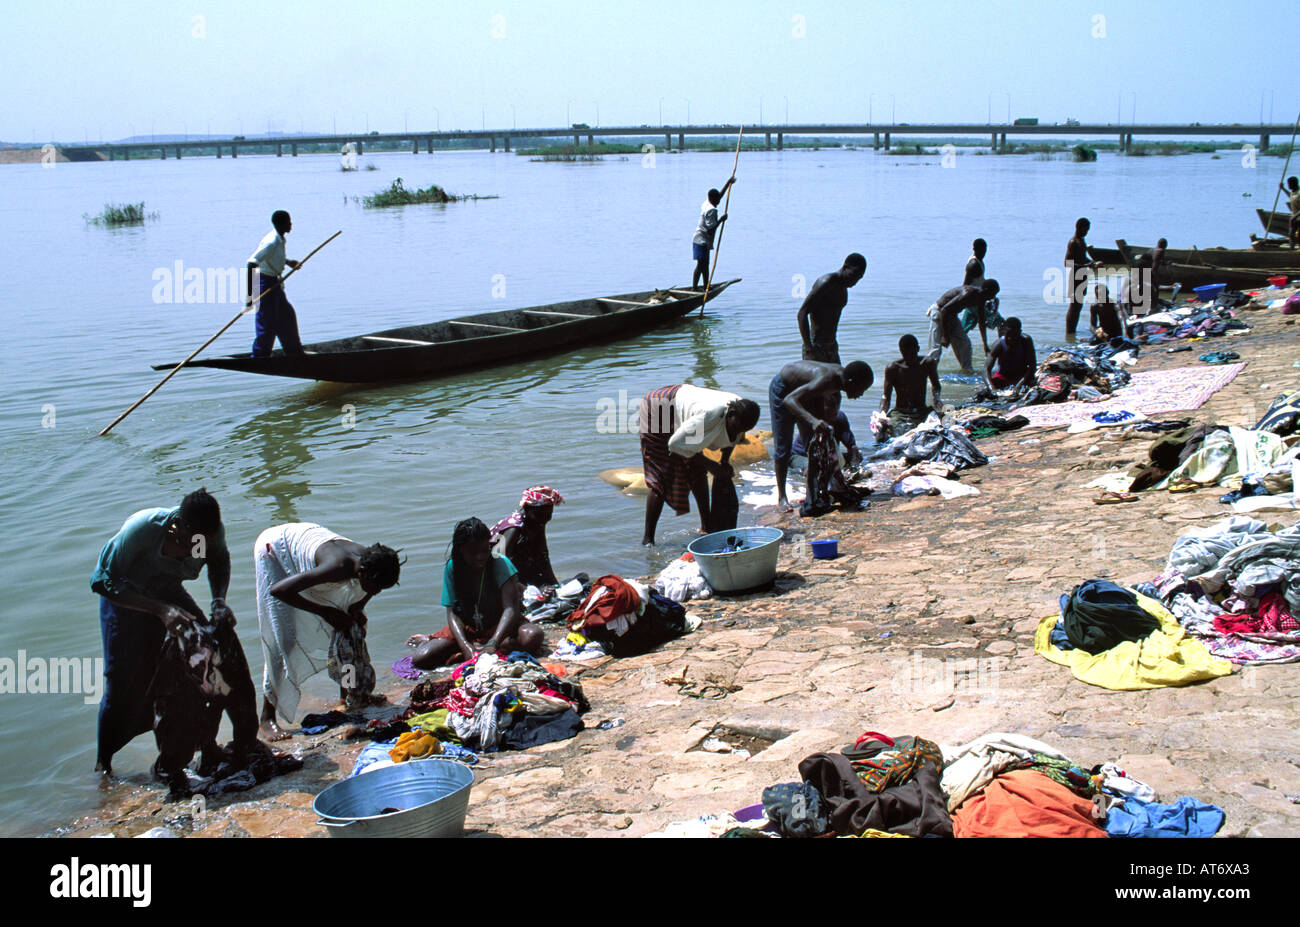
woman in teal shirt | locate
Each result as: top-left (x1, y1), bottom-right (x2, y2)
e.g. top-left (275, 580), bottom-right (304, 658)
top-left (407, 518), bottom-right (545, 669)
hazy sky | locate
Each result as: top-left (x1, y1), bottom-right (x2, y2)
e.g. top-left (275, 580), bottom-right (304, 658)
top-left (5, 0), bottom-right (1296, 142)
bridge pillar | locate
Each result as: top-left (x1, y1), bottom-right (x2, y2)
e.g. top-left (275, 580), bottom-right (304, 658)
top-left (276, 143), bottom-right (282, 157)
top-left (412, 138), bottom-right (419, 154)
top-left (873, 132), bottom-right (879, 150)
top-left (216, 145), bottom-right (222, 158)
top-left (231, 144), bottom-right (237, 158)
top-left (1000, 132), bottom-right (1007, 150)
top-left (490, 136), bottom-right (496, 152)
top-left (665, 133), bottom-right (671, 151)
top-left (427, 136), bottom-right (433, 153)
top-left (160, 147), bottom-right (166, 159)
top-left (587, 134), bottom-right (594, 146)
top-left (573, 133), bottom-right (580, 146)
top-left (175, 147), bottom-right (182, 159)
top-left (764, 131), bottom-right (771, 150)
top-left (291, 143), bottom-right (297, 156)
top-left (1260, 133), bottom-right (1270, 150)
top-left (884, 132), bottom-right (890, 150)
top-left (678, 132), bottom-right (685, 149)
top-left (504, 136), bottom-right (510, 152)
top-left (991, 132), bottom-right (997, 152)
top-left (777, 132), bottom-right (783, 150)
top-left (356, 141), bottom-right (363, 155)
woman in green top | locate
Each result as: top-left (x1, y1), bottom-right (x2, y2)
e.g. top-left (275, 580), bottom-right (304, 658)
top-left (407, 517), bottom-right (545, 669)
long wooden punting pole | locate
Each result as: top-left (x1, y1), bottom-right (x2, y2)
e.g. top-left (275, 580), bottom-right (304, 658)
top-left (702, 125), bottom-right (744, 315)
top-left (97, 230), bottom-right (342, 436)
top-left (1262, 110), bottom-right (1300, 243)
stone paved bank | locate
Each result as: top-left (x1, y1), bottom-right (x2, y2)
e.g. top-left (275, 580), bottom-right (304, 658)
top-left (61, 300), bottom-right (1300, 838)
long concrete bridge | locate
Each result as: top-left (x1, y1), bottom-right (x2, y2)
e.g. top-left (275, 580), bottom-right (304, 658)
top-left (60, 122), bottom-right (1295, 161)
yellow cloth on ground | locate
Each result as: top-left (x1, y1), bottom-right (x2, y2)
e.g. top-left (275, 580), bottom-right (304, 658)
top-left (406, 709), bottom-right (460, 742)
top-left (389, 730), bottom-right (443, 762)
top-left (1034, 591), bottom-right (1233, 690)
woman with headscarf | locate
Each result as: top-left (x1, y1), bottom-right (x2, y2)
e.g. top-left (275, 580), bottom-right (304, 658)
top-left (490, 486), bottom-right (564, 589)
top-left (407, 517), bottom-right (546, 669)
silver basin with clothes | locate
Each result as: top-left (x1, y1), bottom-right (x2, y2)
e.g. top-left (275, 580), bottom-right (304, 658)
top-left (686, 527), bottom-right (784, 593)
top-left (313, 758), bottom-right (475, 838)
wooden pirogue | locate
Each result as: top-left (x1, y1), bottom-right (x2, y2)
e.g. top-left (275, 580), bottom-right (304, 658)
top-left (152, 280), bottom-right (740, 383)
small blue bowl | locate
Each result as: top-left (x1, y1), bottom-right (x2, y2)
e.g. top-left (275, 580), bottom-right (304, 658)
top-left (1192, 283), bottom-right (1226, 301)
top-left (810, 538), bottom-right (839, 559)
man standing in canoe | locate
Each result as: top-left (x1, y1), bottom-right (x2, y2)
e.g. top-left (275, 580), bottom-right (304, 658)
top-left (770, 359), bottom-right (874, 511)
top-left (692, 176), bottom-right (736, 289)
top-left (639, 385), bottom-right (760, 545)
top-left (796, 253), bottom-right (867, 363)
top-left (1281, 177), bottom-right (1300, 248)
top-left (248, 210), bottom-right (303, 357)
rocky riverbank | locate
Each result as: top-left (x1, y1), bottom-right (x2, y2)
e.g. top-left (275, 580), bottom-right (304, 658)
top-left (56, 292), bottom-right (1300, 838)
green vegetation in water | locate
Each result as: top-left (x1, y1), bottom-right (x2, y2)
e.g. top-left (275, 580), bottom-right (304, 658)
top-left (360, 177), bottom-right (452, 207)
top-left (355, 177), bottom-right (494, 208)
top-left (883, 144), bottom-right (937, 156)
top-left (1124, 141), bottom-right (1219, 157)
top-left (1263, 144), bottom-right (1295, 158)
top-left (519, 142), bottom-right (641, 160)
top-left (1072, 145), bottom-right (1097, 162)
top-left (84, 202), bottom-right (156, 226)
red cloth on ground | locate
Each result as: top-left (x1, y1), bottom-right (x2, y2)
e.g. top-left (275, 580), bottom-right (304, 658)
top-left (1214, 593), bottom-right (1298, 636)
top-left (951, 769), bottom-right (1108, 838)
top-left (568, 575), bottom-right (642, 633)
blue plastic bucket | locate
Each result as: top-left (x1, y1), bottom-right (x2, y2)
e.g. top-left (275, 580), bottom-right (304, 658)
top-left (1192, 283), bottom-right (1226, 301)
top-left (810, 538), bottom-right (839, 559)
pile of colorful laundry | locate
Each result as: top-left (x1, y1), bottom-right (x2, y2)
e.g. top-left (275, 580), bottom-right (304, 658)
top-left (346, 651), bottom-right (591, 777)
top-left (1035, 579), bottom-right (1233, 690)
top-left (522, 574), bottom-right (592, 624)
top-left (1144, 515), bottom-right (1300, 665)
top-left (864, 413), bottom-right (989, 472)
top-left (1085, 390), bottom-right (1300, 506)
top-left (1130, 291), bottom-right (1253, 344)
top-left (647, 730), bottom-right (1224, 838)
top-left (967, 340), bottom-right (1138, 411)
top-left (549, 574), bottom-right (700, 662)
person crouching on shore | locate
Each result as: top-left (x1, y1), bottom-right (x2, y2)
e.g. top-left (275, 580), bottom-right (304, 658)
top-left (407, 517), bottom-right (545, 669)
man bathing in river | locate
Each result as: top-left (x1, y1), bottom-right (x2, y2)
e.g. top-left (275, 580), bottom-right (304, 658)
top-left (797, 252), bottom-right (867, 363)
top-left (255, 523), bottom-right (401, 741)
top-left (770, 359), bottom-right (873, 511)
top-left (880, 334), bottom-right (942, 432)
top-left (926, 279), bottom-right (999, 374)
top-left (984, 316), bottom-right (1037, 391)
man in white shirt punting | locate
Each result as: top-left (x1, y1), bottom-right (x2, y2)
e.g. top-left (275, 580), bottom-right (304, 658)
top-left (247, 210), bottom-right (303, 357)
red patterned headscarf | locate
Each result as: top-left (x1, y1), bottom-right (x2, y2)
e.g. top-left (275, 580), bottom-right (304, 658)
top-left (520, 485), bottom-right (564, 508)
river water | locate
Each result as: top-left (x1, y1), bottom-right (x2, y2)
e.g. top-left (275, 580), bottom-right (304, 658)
top-left (0, 141), bottom-right (1281, 834)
